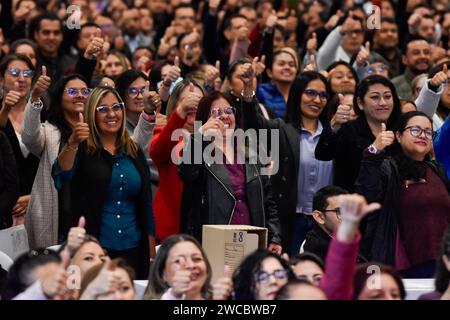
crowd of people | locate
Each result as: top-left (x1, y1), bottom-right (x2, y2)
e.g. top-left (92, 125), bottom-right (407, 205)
top-left (0, 0), bottom-right (449, 300)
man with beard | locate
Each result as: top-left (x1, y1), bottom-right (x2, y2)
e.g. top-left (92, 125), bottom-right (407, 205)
top-left (372, 17), bottom-right (403, 78)
top-left (122, 8), bottom-right (144, 53)
top-left (392, 37), bottom-right (432, 100)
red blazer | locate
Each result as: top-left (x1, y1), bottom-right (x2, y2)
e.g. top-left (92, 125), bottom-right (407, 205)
top-left (150, 111), bottom-right (186, 243)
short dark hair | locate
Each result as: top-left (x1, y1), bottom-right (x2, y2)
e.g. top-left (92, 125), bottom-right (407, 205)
top-left (30, 12), bottom-right (62, 37)
top-left (275, 278), bottom-right (324, 300)
top-left (312, 185), bottom-right (349, 213)
top-left (10, 39), bottom-right (38, 57)
top-left (1, 249), bottom-right (61, 300)
top-left (290, 252), bottom-right (325, 271)
top-left (232, 249), bottom-right (296, 300)
top-left (224, 14), bottom-right (248, 30)
top-left (115, 69), bottom-right (149, 101)
top-left (174, 4), bottom-right (195, 15)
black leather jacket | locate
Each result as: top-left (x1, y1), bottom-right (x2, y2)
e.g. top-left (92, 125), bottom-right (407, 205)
top-left (178, 135), bottom-right (282, 246)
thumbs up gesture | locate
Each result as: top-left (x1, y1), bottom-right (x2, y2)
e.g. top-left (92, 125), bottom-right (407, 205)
top-left (213, 265), bottom-right (233, 300)
top-left (80, 258), bottom-right (121, 300)
top-left (67, 216), bottom-right (86, 255)
top-left (2, 82), bottom-right (22, 110)
top-left (31, 66), bottom-right (51, 101)
top-left (430, 63), bottom-right (448, 87)
top-left (67, 112), bottom-right (90, 148)
top-left (84, 28), bottom-right (105, 60)
top-left (176, 82), bottom-right (201, 118)
top-left (356, 41), bottom-right (370, 68)
top-left (162, 56), bottom-right (181, 87)
top-left (331, 94), bottom-right (353, 132)
top-left (41, 249), bottom-right (70, 299)
top-left (170, 257), bottom-right (193, 298)
top-left (306, 32), bottom-right (317, 55)
top-left (372, 123), bottom-right (395, 152)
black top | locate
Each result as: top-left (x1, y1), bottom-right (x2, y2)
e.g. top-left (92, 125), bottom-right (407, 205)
top-left (0, 117), bottom-right (39, 196)
top-left (0, 130), bottom-right (19, 229)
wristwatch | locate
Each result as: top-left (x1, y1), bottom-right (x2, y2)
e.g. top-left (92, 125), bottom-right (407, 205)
top-left (241, 89), bottom-right (255, 100)
top-left (30, 98), bottom-right (43, 110)
top-left (367, 144), bottom-right (378, 154)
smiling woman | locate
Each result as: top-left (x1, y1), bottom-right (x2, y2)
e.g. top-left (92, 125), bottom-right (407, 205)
top-left (51, 86), bottom-right (156, 279)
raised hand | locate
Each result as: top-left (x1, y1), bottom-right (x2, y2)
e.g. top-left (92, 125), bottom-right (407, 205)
top-left (356, 41), bottom-right (370, 68)
top-left (144, 81), bottom-right (162, 114)
top-left (31, 66), bottom-right (51, 101)
top-left (430, 64), bottom-right (448, 87)
top-left (372, 123), bottom-right (395, 152)
top-left (163, 56), bottom-right (181, 87)
top-left (265, 10), bottom-right (278, 30)
top-left (68, 113), bottom-right (90, 148)
top-left (254, 55), bottom-right (266, 77)
top-left (2, 84), bottom-right (22, 110)
top-left (176, 83), bottom-right (201, 118)
top-left (171, 269), bottom-right (193, 298)
top-left (80, 258), bottom-right (121, 300)
top-left (306, 32), bottom-right (317, 55)
top-left (212, 266), bottom-right (233, 300)
top-left (331, 94), bottom-right (352, 132)
top-left (304, 54), bottom-right (317, 72)
top-left (268, 243), bottom-right (282, 254)
top-left (325, 10), bottom-right (343, 31)
top-left (67, 216), bottom-right (86, 254)
top-left (199, 116), bottom-right (225, 137)
top-left (84, 28), bottom-right (105, 60)
top-left (42, 250), bottom-right (70, 300)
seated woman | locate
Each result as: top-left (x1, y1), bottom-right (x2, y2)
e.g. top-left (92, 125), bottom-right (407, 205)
top-left (178, 91), bottom-right (282, 252)
top-left (143, 234), bottom-right (212, 300)
top-left (51, 86), bottom-right (156, 279)
top-left (79, 258), bottom-right (136, 300)
top-left (290, 252), bottom-right (324, 286)
top-left (355, 111), bottom-right (450, 276)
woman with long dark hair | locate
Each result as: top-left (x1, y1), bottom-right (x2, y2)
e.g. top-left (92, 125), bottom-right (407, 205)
top-left (355, 111), bottom-right (450, 276)
top-left (316, 75), bottom-right (402, 192)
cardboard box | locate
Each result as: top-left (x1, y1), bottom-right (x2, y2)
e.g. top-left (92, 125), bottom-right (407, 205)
top-left (202, 225), bottom-right (267, 284)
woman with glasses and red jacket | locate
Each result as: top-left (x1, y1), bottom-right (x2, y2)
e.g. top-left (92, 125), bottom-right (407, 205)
top-left (355, 111), bottom-right (450, 278)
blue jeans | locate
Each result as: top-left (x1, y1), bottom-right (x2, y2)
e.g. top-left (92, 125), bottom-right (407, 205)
top-left (290, 214), bottom-right (314, 256)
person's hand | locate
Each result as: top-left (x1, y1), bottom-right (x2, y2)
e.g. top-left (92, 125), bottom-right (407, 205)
top-left (84, 29), bottom-right (105, 60)
top-left (372, 123), bottom-right (395, 152)
top-left (162, 56), bottom-right (181, 87)
top-left (430, 64), bottom-right (448, 87)
top-left (330, 94), bottom-right (352, 132)
top-left (67, 216), bottom-right (86, 255)
top-left (408, 12), bottom-right (421, 34)
top-left (356, 41), bottom-right (370, 68)
top-left (285, 10), bottom-right (298, 32)
top-left (171, 269), bottom-right (192, 298)
top-left (251, 55), bottom-right (264, 77)
top-left (199, 116), bottom-right (225, 136)
top-left (42, 250), bottom-right (70, 300)
top-left (144, 81), bottom-right (162, 114)
top-left (31, 66), bottom-right (51, 101)
top-left (135, 55), bottom-right (151, 72)
top-left (238, 60), bottom-right (256, 87)
top-left (2, 85), bottom-right (22, 110)
top-left (236, 25), bottom-right (249, 41)
top-left (264, 10), bottom-right (278, 31)
top-left (68, 113), bottom-right (90, 147)
top-left (80, 258), bottom-right (121, 300)
top-left (306, 32), bottom-right (317, 55)
top-left (340, 12), bottom-right (358, 35)
top-left (204, 61), bottom-right (221, 85)
top-left (12, 194), bottom-right (30, 218)
top-left (304, 54), bottom-right (317, 72)
top-left (268, 243), bottom-right (282, 254)
top-left (325, 10), bottom-right (343, 31)
top-left (176, 83), bottom-right (201, 118)
top-left (212, 266), bottom-right (233, 300)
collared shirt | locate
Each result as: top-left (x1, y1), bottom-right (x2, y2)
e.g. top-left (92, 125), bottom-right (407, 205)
top-left (99, 148), bottom-right (142, 250)
top-left (296, 122), bottom-right (333, 214)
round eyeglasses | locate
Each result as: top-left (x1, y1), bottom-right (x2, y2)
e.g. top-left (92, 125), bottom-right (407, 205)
top-left (66, 88), bottom-right (91, 97)
top-left (404, 126), bottom-right (433, 140)
top-left (96, 102), bottom-right (124, 113)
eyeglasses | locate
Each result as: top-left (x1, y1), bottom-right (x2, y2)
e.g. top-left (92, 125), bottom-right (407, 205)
top-left (66, 88), bottom-right (91, 97)
top-left (9, 67), bottom-right (34, 78)
top-left (255, 269), bottom-right (288, 283)
top-left (323, 208), bottom-right (342, 220)
top-left (96, 102), bottom-right (124, 113)
top-left (210, 106), bottom-right (236, 118)
top-left (303, 89), bottom-right (327, 101)
top-left (404, 126), bottom-right (433, 140)
top-left (367, 66), bottom-right (387, 74)
top-left (128, 87), bottom-right (145, 98)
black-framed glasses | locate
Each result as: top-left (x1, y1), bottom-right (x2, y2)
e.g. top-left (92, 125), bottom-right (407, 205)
top-left (96, 102), bottom-right (124, 113)
top-left (367, 66), bottom-right (387, 74)
top-left (9, 67), bottom-right (34, 78)
top-left (128, 87), bottom-right (145, 98)
top-left (323, 208), bottom-right (341, 220)
top-left (66, 88), bottom-right (91, 97)
top-left (303, 89), bottom-right (327, 101)
top-left (404, 126), bottom-right (433, 140)
top-left (210, 106), bottom-right (235, 118)
top-left (255, 269), bottom-right (288, 283)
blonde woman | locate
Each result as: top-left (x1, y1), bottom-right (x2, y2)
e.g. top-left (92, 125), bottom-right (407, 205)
top-left (51, 86), bottom-right (156, 279)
